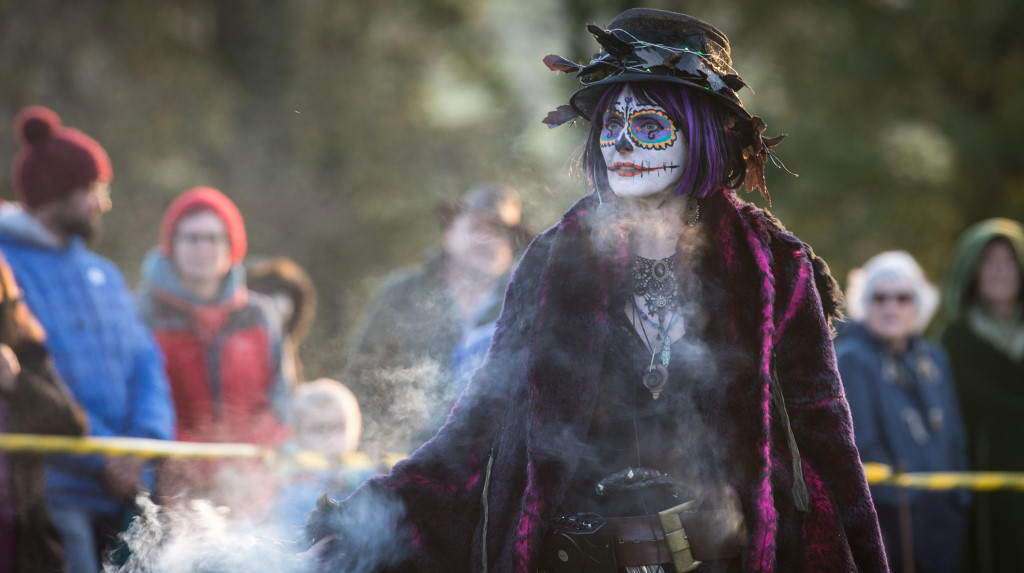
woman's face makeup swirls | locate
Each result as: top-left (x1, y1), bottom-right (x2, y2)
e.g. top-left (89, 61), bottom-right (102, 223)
top-left (600, 86), bottom-right (687, 199)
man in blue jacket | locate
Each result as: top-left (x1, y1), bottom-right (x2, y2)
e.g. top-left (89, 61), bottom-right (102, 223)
top-left (2, 105), bottom-right (175, 573)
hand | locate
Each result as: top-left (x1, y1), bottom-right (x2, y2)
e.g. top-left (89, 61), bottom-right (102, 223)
top-left (103, 456), bottom-right (145, 502)
top-left (0, 343), bottom-right (20, 393)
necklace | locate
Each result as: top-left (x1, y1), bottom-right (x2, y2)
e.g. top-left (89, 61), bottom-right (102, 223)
top-left (631, 253), bottom-right (679, 317)
top-left (685, 196), bottom-right (702, 226)
top-left (632, 296), bottom-right (680, 400)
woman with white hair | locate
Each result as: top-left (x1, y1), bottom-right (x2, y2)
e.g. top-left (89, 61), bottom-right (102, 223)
top-left (836, 251), bottom-right (968, 573)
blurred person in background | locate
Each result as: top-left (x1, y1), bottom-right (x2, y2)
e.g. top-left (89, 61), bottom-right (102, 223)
top-left (0, 248), bottom-right (89, 573)
top-left (247, 256), bottom-right (318, 383)
top-left (0, 105), bottom-right (175, 573)
top-left (837, 251), bottom-right (967, 573)
top-left (273, 378), bottom-right (375, 543)
top-left (938, 218), bottom-right (1024, 573)
top-left (307, 9), bottom-right (886, 572)
top-left (136, 186), bottom-right (292, 520)
top-left (342, 183), bottom-right (530, 456)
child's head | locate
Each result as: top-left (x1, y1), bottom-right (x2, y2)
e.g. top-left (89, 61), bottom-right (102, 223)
top-left (291, 378), bottom-right (362, 457)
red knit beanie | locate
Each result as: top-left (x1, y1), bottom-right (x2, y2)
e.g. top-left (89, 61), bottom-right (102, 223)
top-left (159, 187), bottom-right (247, 263)
top-left (11, 106), bottom-right (113, 208)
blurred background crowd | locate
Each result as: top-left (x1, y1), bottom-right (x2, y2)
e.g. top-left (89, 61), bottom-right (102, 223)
top-left (0, 0), bottom-right (1022, 572)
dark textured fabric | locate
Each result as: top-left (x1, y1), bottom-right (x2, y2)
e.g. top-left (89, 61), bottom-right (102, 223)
top-left (559, 290), bottom-right (752, 521)
top-left (309, 189), bottom-right (886, 572)
top-left (941, 318), bottom-right (1024, 573)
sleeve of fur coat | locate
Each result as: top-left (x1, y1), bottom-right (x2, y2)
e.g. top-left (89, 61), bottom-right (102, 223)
top-left (769, 242), bottom-right (889, 573)
top-left (305, 233), bottom-right (552, 572)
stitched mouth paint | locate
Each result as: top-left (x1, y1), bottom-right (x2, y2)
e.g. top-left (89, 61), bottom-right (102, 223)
top-left (608, 162), bottom-right (681, 177)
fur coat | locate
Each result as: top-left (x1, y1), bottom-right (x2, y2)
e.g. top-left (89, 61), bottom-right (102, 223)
top-left (308, 189), bottom-right (887, 573)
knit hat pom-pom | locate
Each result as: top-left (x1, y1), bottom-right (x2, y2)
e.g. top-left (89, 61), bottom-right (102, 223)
top-left (15, 106), bottom-right (62, 145)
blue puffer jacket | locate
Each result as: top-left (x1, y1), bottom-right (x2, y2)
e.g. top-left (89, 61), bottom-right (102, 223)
top-left (0, 205), bottom-right (174, 515)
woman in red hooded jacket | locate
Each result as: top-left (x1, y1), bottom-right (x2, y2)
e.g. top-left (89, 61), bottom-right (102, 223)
top-left (137, 187), bottom-right (292, 517)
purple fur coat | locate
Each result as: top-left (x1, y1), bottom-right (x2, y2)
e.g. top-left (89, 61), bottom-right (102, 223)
top-left (309, 189), bottom-right (887, 573)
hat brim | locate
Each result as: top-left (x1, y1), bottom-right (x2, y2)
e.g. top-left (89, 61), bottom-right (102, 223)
top-left (569, 73), bottom-right (750, 123)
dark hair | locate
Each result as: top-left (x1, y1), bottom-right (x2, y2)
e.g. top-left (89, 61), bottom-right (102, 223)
top-left (582, 81), bottom-right (746, 199)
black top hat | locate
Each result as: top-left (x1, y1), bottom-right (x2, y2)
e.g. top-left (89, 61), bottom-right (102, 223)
top-left (543, 8), bottom-right (749, 126)
top-left (542, 8), bottom-right (787, 199)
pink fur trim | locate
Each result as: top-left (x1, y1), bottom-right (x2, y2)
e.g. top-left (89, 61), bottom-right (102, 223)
top-left (514, 459), bottom-right (545, 572)
top-left (736, 206), bottom-right (779, 572)
top-left (799, 461), bottom-right (841, 570)
top-left (774, 251), bottom-right (811, 345)
top-left (465, 469), bottom-right (481, 490)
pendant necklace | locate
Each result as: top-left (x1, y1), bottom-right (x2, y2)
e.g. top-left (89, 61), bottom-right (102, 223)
top-left (631, 252), bottom-right (683, 399)
top-left (633, 296), bottom-right (680, 400)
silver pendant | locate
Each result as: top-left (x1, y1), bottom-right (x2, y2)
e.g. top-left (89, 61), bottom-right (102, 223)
top-left (642, 364), bottom-right (669, 400)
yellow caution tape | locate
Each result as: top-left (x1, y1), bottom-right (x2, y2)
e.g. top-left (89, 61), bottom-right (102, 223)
top-left (0, 433), bottom-right (404, 470)
top-left (0, 433), bottom-right (267, 461)
top-left (862, 462), bottom-right (893, 483)
top-left (864, 462), bottom-right (1024, 491)
top-left (287, 450), bottom-right (379, 471)
top-left (6, 434), bottom-right (1024, 491)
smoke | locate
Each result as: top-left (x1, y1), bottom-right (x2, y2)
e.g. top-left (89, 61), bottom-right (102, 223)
top-left (583, 194), bottom-right (755, 511)
top-left (307, 486), bottom-right (410, 573)
top-left (358, 359), bottom-right (446, 456)
top-left (104, 494), bottom-right (310, 573)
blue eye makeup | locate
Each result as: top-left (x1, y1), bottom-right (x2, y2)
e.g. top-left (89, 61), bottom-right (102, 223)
top-left (600, 111), bottom-right (625, 146)
top-left (628, 109), bottom-right (676, 149)
top-left (599, 107), bottom-right (677, 150)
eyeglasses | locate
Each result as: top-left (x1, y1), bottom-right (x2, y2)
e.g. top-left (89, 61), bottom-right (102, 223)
top-left (870, 292), bottom-right (914, 305)
top-left (175, 232), bottom-right (229, 246)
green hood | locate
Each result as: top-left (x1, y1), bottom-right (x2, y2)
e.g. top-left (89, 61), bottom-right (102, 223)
top-left (942, 218), bottom-right (1024, 321)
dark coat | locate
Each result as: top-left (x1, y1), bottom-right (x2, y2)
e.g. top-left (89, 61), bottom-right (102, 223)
top-left (0, 251), bottom-right (88, 573)
top-left (309, 190), bottom-right (886, 572)
top-left (837, 322), bottom-right (967, 572)
top-left (941, 318), bottom-right (1024, 573)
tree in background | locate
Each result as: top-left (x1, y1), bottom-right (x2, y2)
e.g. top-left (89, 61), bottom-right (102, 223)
top-left (1, 0), bottom-right (1021, 379)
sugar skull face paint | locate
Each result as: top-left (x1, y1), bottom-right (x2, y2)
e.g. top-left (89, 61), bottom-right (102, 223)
top-left (600, 86), bottom-right (686, 198)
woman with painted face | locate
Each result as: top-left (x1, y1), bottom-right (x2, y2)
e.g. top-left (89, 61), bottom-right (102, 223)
top-left (938, 218), bottom-right (1024, 573)
top-left (307, 9), bottom-right (885, 572)
top-left (836, 252), bottom-right (967, 573)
